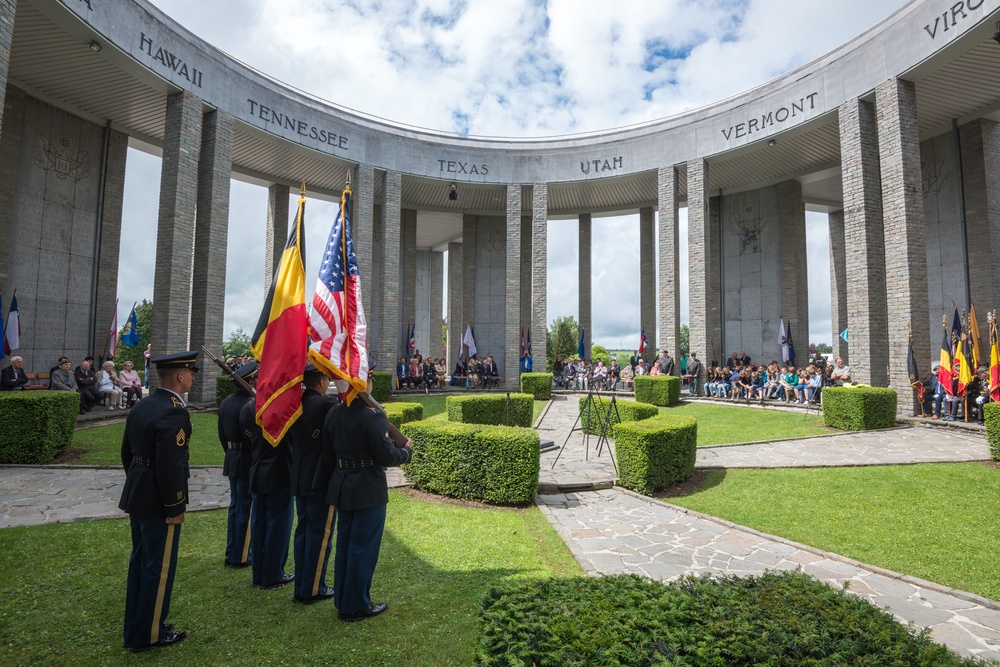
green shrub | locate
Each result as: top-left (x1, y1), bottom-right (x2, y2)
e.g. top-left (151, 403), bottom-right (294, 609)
top-left (519, 373), bottom-right (553, 401)
top-left (822, 386), bottom-right (897, 430)
top-left (0, 392), bottom-right (80, 464)
top-left (216, 375), bottom-right (238, 405)
top-left (447, 393), bottom-right (534, 427)
top-left (613, 415), bottom-right (696, 495)
top-left (476, 570), bottom-right (982, 667)
top-left (402, 420), bottom-right (540, 504)
top-left (371, 371), bottom-right (393, 402)
top-left (578, 396), bottom-right (657, 435)
top-left (632, 375), bottom-right (680, 406)
top-left (985, 402), bottom-right (1000, 461)
top-left (383, 401), bottom-right (423, 429)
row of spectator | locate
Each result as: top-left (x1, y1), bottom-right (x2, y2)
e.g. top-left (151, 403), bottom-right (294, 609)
top-left (1, 355), bottom-right (144, 413)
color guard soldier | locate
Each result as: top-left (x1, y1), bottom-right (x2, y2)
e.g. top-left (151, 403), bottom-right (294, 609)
top-left (119, 350), bottom-right (199, 653)
top-left (217, 362), bottom-right (257, 568)
top-left (289, 364), bottom-right (339, 603)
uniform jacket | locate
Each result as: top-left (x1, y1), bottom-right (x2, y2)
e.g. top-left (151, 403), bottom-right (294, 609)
top-left (321, 398), bottom-right (411, 511)
top-left (0, 365), bottom-right (28, 390)
top-left (218, 389), bottom-right (253, 479)
top-left (241, 399), bottom-right (291, 495)
top-left (118, 388), bottom-right (191, 518)
top-left (289, 388), bottom-right (339, 497)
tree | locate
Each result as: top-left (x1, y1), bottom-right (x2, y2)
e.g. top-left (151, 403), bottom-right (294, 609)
top-left (223, 327), bottom-right (251, 359)
top-left (680, 324), bottom-right (690, 358)
top-left (548, 316), bottom-right (579, 363)
top-left (590, 344), bottom-right (611, 367)
top-left (114, 299), bottom-right (152, 370)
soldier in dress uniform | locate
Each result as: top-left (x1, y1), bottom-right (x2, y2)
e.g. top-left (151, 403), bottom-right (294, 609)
top-left (217, 362), bottom-right (258, 568)
top-left (321, 375), bottom-right (412, 621)
top-left (119, 350), bottom-right (199, 653)
top-left (289, 364), bottom-right (339, 603)
top-left (240, 384), bottom-right (294, 589)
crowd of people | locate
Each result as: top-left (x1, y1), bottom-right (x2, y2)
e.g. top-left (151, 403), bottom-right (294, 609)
top-left (688, 350), bottom-right (850, 403)
top-left (395, 352), bottom-right (449, 391)
top-left (1, 354), bottom-right (145, 414)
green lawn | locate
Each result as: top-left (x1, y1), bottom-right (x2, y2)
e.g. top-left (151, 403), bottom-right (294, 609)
top-left (664, 462), bottom-right (1000, 601)
top-left (0, 489), bottom-right (581, 666)
top-left (72, 413), bottom-right (223, 466)
top-left (661, 402), bottom-right (837, 446)
top-left (387, 395), bottom-right (547, 424)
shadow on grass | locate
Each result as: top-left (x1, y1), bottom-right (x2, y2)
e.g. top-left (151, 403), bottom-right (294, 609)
top-left (654, 468), bottom-right (728, 500)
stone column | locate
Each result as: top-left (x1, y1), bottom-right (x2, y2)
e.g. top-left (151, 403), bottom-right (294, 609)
top-left (91, 129), bottom-right (129, 361)
top-left (531, 184), bottom-right (548, 372)
top-left (877, 78), bottom-right (929, 414)
top-left (189, 110), bottom-right (233, 403)
top-left (960, 118), bottom-right (1000, 346)
top-left (0, 0), bottom-right (16, 142)
top-left (430, 250), bottom-right (444, 359)
top-left (505, 185), bottom-right (522, 386)
top-left (447, 241), bottom-right (463, 366)
top-left (578, 213), bottom-right (592, 360)
top-left (658, 166), bottom-right (680, 358)
top-left (688, 160), bottom-right (722, 368)
top-left (401, 209), bottom-right (417, 355)
top-left (639, 207), bottom-right (656, 353)
top-left (462, 214), bottom-right (477, 351)
top-left (370, 202), bottom-right (383, 363)
top-left (520, 215), bottom-right (532, 341)
top-left (264, 184), bottom-right (289, 296)
top-left (353, 163), bottom-right (375, 321)
top-left (379, 171), bottom-right (401, 372)
top-left (838, 98), bottom-right (887, 387)
top-left (778, 180), bottom-right (808, 353)
top-left (151, 91), bottom-right (202, 379)
top-left (828, 210), bottom-right (849, 362)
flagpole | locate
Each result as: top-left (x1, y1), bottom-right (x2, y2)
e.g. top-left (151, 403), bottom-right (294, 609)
top-left (101, 298), bottom-right (118, 365)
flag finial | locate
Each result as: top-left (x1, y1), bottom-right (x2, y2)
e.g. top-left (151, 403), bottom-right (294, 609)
top-left (300, 180), bottom-right (306, 197)
top-left (346, 170), bottom-right (352, 188)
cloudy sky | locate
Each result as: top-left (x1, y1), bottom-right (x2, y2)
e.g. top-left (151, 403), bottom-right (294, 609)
top-left (118, 0), bottom-right (909, 351)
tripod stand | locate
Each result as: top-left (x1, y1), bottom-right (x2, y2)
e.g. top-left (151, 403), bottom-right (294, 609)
top-left (550, 388), bottom-right (619, 475)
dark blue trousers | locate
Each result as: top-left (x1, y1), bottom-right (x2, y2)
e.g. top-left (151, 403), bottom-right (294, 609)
top-left (250, 488), bottom-right (293, 587)
top-left (225, 474), bottom-right (252, 565)
top-left (123, 515), bottom-right (181, 650)
top-left (293, 495), bottom-right (336, 599)
top-left (334, 504), bottom-right (386, 615)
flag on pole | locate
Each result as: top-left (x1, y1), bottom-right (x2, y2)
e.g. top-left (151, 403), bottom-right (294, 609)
top-left (780, 318), bottom-right (789, 363)
top-left (408, 324), bottom-right (416, 355)
top-left (969, 303), bottom-right (983, 369)
top-left (956, 332), bottom-right (974, 397)
top-left (785, 320), bottom-right (796, 365)
top-left (107, 305), bottom-right (119, 359)
top-left (402, 323), bottom-right (411, 357)
top-left (577, 328), bottom-right (585, 359)
top-left (463, 324), bottom-right (477, 358)
top-left (251, 188), bottom-right (308, 445)
top-left (526, 328), bottom-right (532, 356)
top-left (990, 317), bottom-right (1000, 403)
top-left (907, 333), bottom-right (924, 406)
top-left (308, 186), bottom-right (369, 405)
top-left (638, 326), bottom-right (647, 356)
top-left (3, 294), bottom-right (19, 355)
top-left (951, 308), bottom-right (962, 353)
top-left (121, 306), bottom-right (140, 347)
top-left (939, 326), bottom-right (955, 396)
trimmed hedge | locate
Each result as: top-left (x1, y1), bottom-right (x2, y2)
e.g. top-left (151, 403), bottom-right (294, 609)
top-left (401, 420), bottom-right (540, 504)
top-left (578, 396), bottom-right (658, 435)
top-left (382, 401), bottom-right (423, 429)
top-left (447, 393), bottom-right (534, 427)
top-left (0, 391), bottom-right (80, 464)
top-left (476, 570), bottom-right (982, 667)
top-left (613, 415), bottom-right (697, 495)
top-left (519, 372), bottom-right (553, 401)
top-left (985, 402), bottom-right (1000, 461)
top-left (216, 375), bottom-right (238, 405)
top-left (633, 375), bottom-right (680, 406)
top-left (371, 371), bottom-right (393, 402)
top-left (822, 386), bottom-right (897, 430)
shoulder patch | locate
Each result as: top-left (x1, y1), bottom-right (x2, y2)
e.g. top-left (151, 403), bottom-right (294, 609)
top-left (384, 431), bottom-right (390, 440)
top-left (170, 397), bottom-right (183, 407)
top-left (176, 429), bottom-right (187, 447)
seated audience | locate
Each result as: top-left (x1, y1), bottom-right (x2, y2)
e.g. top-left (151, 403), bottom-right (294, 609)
top-left (51, 357), bottom-right (86, 414)
top-left (96, 360), bottom-right (124, 410)
top-left (119, 360), bottom-right (142, 407)
top-left (75, 357), bottom-right (99, 411)
top-left (1, 356), bottom-right (29, 391)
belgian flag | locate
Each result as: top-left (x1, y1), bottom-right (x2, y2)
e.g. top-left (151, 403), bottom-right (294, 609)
top-left (906, 335), bottom-right (924, 408)
top-left (939, 328), bottom-right (955, 396)
top-left (250, 193), bottom-right (308, 446)
top-left (991, 319), bottom-right (1000, 403)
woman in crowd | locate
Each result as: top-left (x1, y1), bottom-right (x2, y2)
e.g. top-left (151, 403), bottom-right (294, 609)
top-left (119, 359), bottom-right (142, 407)
top-left (592, 360), bottom-right (608, 391)
top-left (780, 365), bottom-right (799, 402)
top-left (95, 360), bottom-right (124, 410)
top-left (794, 365), bottom-right (812, 403)
top-left (435, 358), bottom-right (447, 389)
top-left (408, 356), bottom-right (423, 390)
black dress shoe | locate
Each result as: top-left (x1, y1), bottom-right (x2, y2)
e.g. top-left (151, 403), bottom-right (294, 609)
top-left (224, 558), bottom-right (251, 568)
top-left (123, 624), bottom-right (173, 649)
top-left (294, 586), bottom-right (335, 605)
top-left (130, 629), bottom-right (187, 653)
top-left (338, 602), bottom-right (388, 622)
top-left (260, 573), bottom-right (295, 589)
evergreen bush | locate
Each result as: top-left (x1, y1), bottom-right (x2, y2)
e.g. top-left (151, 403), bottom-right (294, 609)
top-left (447, 393), bottom-right (534, 427)
top-left (613, 415), bottom-right (697, 495)
top-left (402, 420), bottom-right (540, 504)
top-left (371, 371), bottom-right (393, 402)
top-left (822, 386), bottom-right (897, 430)
top-left (633, 375), bottom-right (680, 406)
top-left (383, 401), bottom-right (423, 428)
top-left (985, 402), bottom-right (1000, 461)
top-left (0, 392), bottom-right (80, 464)
top-left (216, 375), bottom-right (238, 405)
top-left (519, 373), bottom-right (553, 401)
top-left (578, 396), bottom-right (657, 435)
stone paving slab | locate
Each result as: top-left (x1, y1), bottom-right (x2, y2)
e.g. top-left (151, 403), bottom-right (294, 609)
top-left (537, 487), bottom-right (1000, 661)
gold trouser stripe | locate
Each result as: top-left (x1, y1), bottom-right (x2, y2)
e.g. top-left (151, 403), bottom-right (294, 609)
top-left (241, 504), bottom-right (253, 563)
top-left (312, 506), bottom-right (335, 597)
top-left (150, 524), bottom-right (176, 646)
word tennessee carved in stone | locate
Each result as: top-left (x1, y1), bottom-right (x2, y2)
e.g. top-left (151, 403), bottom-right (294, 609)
top-left (580, 156), bottom-right (623, 174)
top-left (139, 33), bottom-right (203, 88)
top-left (722, 92), bottom-right (819, 142)
top-left (438, 160), bottom-right (489, 175)
top-left (923, 0), bottom-right (986, 39)
top-left (246, 100), bottom-right (349, 151)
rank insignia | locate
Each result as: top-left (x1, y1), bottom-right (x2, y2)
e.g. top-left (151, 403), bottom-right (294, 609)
top-left (176, 429), bottom-right (187, 447)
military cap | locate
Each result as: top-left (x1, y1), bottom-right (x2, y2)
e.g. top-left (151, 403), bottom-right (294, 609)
top-left (58, 356), bottom-right (70, 364)
top-left (151, 350), bottom-right (200, 371)
top-left (236, 361), bottom-right (258, 379)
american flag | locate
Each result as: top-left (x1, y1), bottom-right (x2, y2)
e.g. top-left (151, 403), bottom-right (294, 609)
top-left (308, 188), bottom-right (368, 404)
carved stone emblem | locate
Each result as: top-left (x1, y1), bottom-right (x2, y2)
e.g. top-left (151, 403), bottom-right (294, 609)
top-left (34, 136), bottom-right (91, 183)
top-left (731, 206), bottom-right (763, 255)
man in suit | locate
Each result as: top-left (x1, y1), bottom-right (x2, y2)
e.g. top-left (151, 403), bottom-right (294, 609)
top-left (240, 386), bottom-right (295, 589)
top-left (484, 356), bottom-right (499, 390)
top-left (75, 357), bottom-right (99, 411)
top-left (0, 356), bottom-right (28, 391)
top-left (217, 362), bottom-right (257, 568)
top-left (289, 364), bottom-right (339, 603)
top-left (119, 350), bottom-right (198, 653)
top-left (322, 375), bottom-right (411, 621)
top-left (395, 357), bottom-right (408, 391)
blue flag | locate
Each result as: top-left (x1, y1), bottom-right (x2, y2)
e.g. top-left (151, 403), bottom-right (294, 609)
top-left (121, 306), bottom-right (140, 346)
top-left (785, 320), bottom-right (795, 364)
top-left (578, 328), bottom-right (585, 359)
